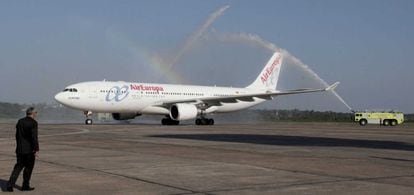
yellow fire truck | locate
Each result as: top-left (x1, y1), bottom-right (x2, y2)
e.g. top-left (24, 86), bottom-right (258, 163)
top-left (354, 112), bottom-right (404, 126)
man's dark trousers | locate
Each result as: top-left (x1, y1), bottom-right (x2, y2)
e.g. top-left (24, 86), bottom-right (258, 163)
top-left (8, 153), bottom-right (35, 188)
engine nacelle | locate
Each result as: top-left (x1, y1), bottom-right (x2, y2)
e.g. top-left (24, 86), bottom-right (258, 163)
top-left (170, 104), bottom-right (198, 121)
top-left (112, 113), bottom-right (139, 120)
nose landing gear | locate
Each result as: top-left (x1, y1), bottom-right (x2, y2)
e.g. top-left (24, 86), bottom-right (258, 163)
top-left (84, 111), bottom-right (93, 125)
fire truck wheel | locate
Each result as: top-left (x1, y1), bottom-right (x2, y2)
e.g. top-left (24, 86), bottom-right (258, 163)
top-left (359, 119), bottom-right (367, 126)
top-left (383, 120), bottom-right (390, 126)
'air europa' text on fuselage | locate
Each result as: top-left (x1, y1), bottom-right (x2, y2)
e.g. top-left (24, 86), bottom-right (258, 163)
top-left (130, 84), bottom-right (164, 92)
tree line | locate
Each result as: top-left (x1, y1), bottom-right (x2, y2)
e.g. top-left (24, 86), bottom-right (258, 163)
top-left (0, 102), bottom-right (413, 123)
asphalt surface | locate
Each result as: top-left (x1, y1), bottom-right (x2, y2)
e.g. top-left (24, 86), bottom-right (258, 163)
top-left (0, 122), bottom-right (414, 194)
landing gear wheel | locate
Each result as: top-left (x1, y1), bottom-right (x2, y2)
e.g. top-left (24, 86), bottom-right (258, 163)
top-left (161, 118), bottom-right (179, 125)
top-left (195, 119), bottom-right (202, 125)
top-left (202, 119), bottom-right (208, 125)
top-left (85, 119), bottom-right (93, 125)
top-left (195, 118), bottom-right (214, 125)
top-left (162, 119), bottom-right (167, 125)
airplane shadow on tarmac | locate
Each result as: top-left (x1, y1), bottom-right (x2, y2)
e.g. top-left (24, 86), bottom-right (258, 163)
top-left (149, 134), bottom-right (414, 151)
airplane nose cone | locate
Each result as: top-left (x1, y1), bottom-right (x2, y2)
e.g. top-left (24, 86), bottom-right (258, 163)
top-left (54, 92), bottom-right (64, 104)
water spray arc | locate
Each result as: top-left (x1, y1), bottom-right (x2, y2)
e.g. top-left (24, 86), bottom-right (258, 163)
top-left (212, 31), bottom-right (353, 112)
top-left (141, 4), bottom-right (353, 112)
top-left (152, 5), bottom-right (230, 84)
top-left (167, 5), bottom-right (230, 70)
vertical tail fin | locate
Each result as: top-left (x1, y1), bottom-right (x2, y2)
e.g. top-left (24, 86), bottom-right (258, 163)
top-left (247, 52), bottom-right (283, 90)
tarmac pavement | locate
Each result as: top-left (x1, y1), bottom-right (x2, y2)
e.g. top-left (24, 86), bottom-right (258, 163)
top-left (0, 122), bottom-right (413, 194)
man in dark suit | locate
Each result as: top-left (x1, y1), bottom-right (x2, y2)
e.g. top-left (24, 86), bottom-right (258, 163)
top-left (6, 107), bottom-right (39, 192)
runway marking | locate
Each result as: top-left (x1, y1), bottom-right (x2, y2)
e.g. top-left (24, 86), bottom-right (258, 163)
top-left (0, 150), bottom-right (201, 194)
top-left (39, 128), bottom-right (90, 138)
top-left (46, 140), bottom-right (414, 190)
top-left (201, 174), bottom-right (414, 194)
top-left (36, 159), bottom-right (206, 194)
top-left (0, 127), bottom-right (90, 141)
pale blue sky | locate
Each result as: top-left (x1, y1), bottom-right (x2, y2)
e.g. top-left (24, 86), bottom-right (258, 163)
top-left (0, 0), bottom-right (413, 112)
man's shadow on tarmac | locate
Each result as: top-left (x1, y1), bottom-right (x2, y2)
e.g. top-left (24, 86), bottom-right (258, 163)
top-left (0, 179), bottom-right (8, 192)
top-left (0, 179), bottom-right (22, 192)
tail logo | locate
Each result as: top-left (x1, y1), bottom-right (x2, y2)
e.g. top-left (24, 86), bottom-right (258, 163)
top-left (260, 55), bottom-right (281, 84)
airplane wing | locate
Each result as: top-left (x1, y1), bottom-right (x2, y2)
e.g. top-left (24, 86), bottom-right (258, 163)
top-left (155, 82), bottom-right (340, 108)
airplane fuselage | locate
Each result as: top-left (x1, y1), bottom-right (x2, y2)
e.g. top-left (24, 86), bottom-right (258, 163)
top-left (55, 81), bottom-right (267, 115)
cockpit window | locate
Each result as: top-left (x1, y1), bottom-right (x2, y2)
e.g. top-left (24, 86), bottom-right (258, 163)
top-left (63, 88), bottom-right (78, 92)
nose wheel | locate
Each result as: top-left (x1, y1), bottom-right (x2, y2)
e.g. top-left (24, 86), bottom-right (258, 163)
top-left (84, 111), bottom-right (93, 125)
top-left (85, 119), bottom-right (93, 125)
top-left (195, 118), bottom-right (214, 125)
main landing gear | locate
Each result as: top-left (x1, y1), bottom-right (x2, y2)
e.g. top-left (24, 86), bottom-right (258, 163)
top-left (84, 111), bottom-right (93, 125)
top-left (160, 115), bottom-right (214, 126)
top-left (195, 118), bottom-right (214, 125)
top-left (161, 116), bottom-right (180, 125)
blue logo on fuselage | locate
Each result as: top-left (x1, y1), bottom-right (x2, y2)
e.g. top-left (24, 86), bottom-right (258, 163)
top-left (106, 85), bottom-right (130, 102)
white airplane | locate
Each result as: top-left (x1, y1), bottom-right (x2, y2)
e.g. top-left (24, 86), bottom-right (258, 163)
top-left (54, 52), bottom-right (339, 125)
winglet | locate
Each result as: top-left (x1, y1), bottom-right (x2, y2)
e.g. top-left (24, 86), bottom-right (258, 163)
top-left (325, 82), bottom-right (340, 91)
